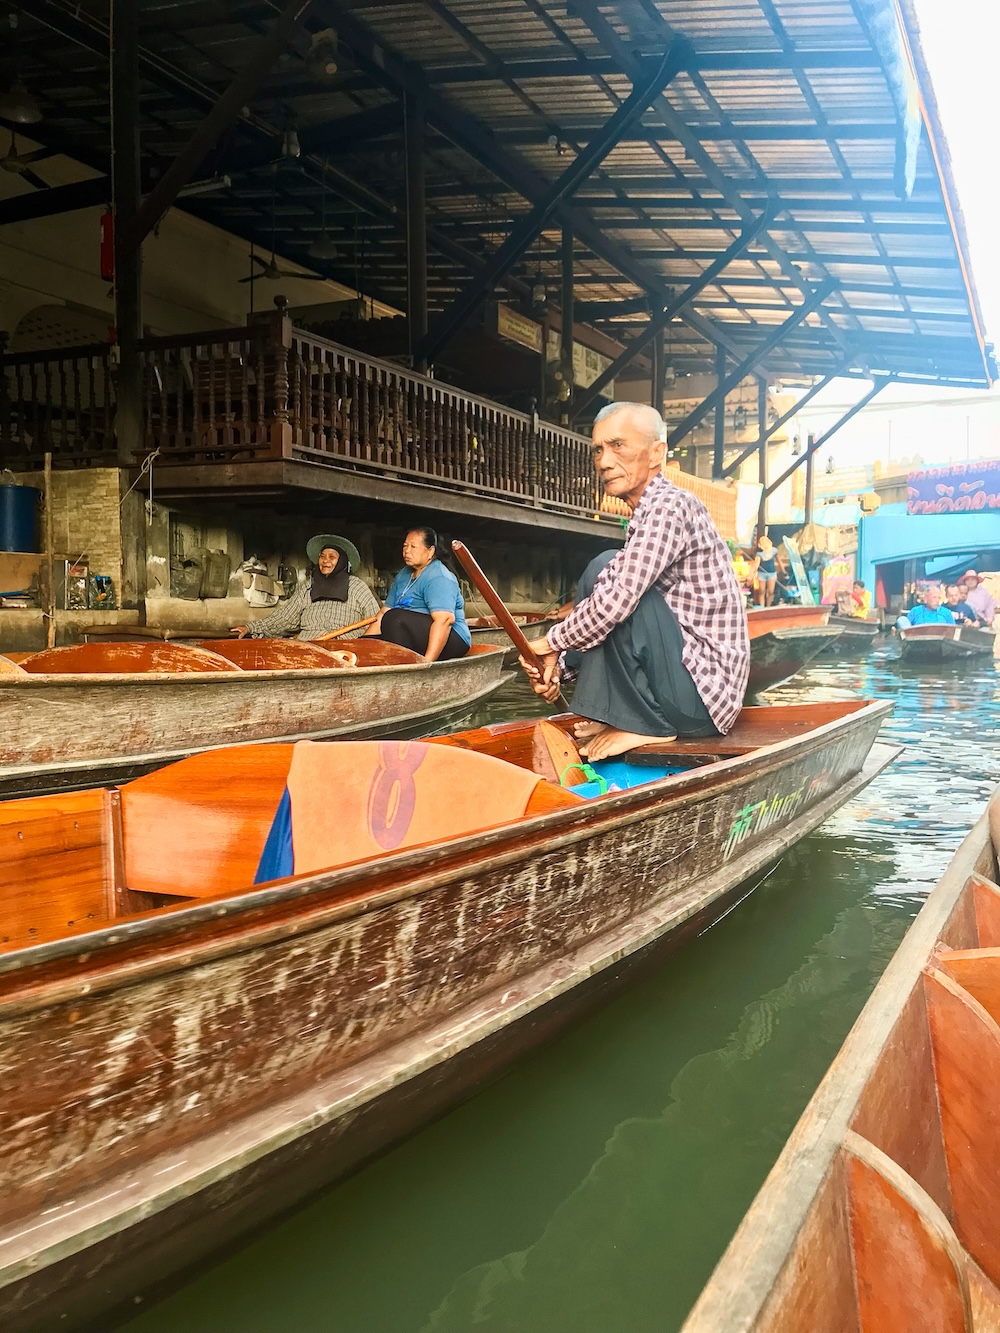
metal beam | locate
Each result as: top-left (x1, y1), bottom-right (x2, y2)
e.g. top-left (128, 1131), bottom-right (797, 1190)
top-left (405, 94), bottom-right (428, 372)
top-left (224, 104), bottom-right (404, 176)
top-left (561, 228), bottom-right (575, 422)
top-left (652, 327), bottom-right (665, 415)
top-left (0, 176), bottom-right (109, 226)
top-left (567, 0), bottom-right (852, 359)
top-left (756, 377), bottom-right (768, 537)
top-left (419, 41), bottom-right (687, 365)
top-left (572, 210), bottom-right (774, 420)
top-left (421, 50), bottom-right (884, 84)
top-left (668, 281), bottom-right (835, 449)
top-left (493, 123), bottom-right (897, 145)
top-left (712, 343), bottom-right (726, 478)
top-left (125, 0), bottom-right (314, 251)
top-left (762, 377), bottom-right (893, 499)
top-left (720, 358), bottom-right (851, 478)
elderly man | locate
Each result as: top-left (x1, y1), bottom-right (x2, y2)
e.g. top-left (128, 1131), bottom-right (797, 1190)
top-left (523, 402), bottom-right (750, 761)
top-left (896, 584), bottom-right (954, 629)
top-left (960, 570), bottom-right (995, 627)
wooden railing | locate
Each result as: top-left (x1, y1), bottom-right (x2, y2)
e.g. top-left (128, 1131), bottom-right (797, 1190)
top-left (1, 313), bottom-right (605, 518)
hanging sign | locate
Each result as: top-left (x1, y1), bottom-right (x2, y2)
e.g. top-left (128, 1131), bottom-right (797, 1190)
top-left (488, 304), bottom-right (543, 355)
top-left (906, 459), bottom-right (1000, 514)
top-left (545, 330), bottom-right (615, 398)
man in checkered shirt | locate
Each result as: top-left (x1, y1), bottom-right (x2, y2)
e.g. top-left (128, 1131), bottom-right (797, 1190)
top-left (523, 402), bottom-right (750, 761)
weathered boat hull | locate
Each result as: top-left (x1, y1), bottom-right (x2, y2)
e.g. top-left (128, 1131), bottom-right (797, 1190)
top-left (820, 614), bottom-right (881, 655)
top-left (0, 649), bottom-right (506, 798)
top-left (747, 626), bottom-right (844, 694)
top-left (900, 622), bottom-right (996, 661)
top-left (0, 703), bottom-right (894, 1331)
top-left (683, 799), bottom-right (1000, 1333)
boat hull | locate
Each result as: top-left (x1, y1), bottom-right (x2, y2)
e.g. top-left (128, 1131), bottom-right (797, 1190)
top-left (468, 616), bottom-right (561, 664)
top-left (0, 650), bottom-right (506, 798)
top-left (747, 626), bottom-right (844, 694)
top-left (820, 615), bottom-right (880, 655)
top-left (900, 623), bottom-right (996, 660)
top-left (0, 704), bottom-right (894, 1330)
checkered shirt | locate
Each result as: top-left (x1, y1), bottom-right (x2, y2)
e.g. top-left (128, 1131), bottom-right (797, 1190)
top-left (547, 471), bottom-right (750, 733)
top-left (247, 576), bottom-right (380, 640)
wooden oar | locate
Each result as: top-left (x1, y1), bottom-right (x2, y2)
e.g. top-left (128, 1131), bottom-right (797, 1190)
top-left (451, 540), bottom-right (570, 709)
top-left (315, 616), bottom-right (378, 642)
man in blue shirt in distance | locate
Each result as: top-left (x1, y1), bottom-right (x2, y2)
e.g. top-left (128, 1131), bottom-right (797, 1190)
top-left (897, 584), bottom-right (956, 629)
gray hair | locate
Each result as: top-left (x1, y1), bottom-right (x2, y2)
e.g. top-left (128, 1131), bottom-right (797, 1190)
top-left (593, 401), bottom-right (667, 444)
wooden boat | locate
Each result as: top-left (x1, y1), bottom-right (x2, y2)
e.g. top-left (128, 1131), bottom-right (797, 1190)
top-left (0, 700), bottom-right (895, 1331)
top-left (746, 605), bottom-right (843, 694)
top-left (683, 795), bottom-right (1000, 1333)
top-left (822, 612), bottom-right (882, 655)
top-left (467, 614), bottom-right (562, 664)
top-left (0, 638), bottom-right (506, 798)
top-left (900, 622), bottom-right (997, 661)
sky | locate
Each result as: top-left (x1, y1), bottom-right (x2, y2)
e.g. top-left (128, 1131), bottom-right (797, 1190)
top-left (786, 0), bottom-right (1000, 471)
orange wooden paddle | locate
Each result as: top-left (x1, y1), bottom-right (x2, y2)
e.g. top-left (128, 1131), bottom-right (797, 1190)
top-left (315, 616), bottom-right (378, 642)
top-left (451, 540), bottom-right (569, 709)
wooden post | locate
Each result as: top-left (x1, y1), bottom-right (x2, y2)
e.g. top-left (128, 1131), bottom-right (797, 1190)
top-left (712, 343), bottom-right (726, 479)
top-left (805, 432), bottom-right (816, 524)
top-left (43, 451), bottom-right (55, 648)
top-left (268, 296), bottom-right (294, 458)
top-left (405, 94), bottom-right (428, 374)
top-left (756, 377), bottom-right (768, 542)
top-left (111, 0), bottom-right (142, 468)
top-left (560, 228), bottom-right (574, 425)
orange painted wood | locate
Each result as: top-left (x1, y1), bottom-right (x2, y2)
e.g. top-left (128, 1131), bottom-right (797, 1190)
top-left (120, 745), bottom-right (295, 898)
top-left (746, 605), bottom-right (832, 638)
top-left (923, 966), bottom-right (1000, 1285)
top-left (0, 655), bottom-right (26, 675)
top-left (850, 985), bottom-right (952, 1217)
top-left (334, 638), bottom-right (427, 666)
top-left (845, 1132), bottom-right (971, 1332)
top-left (523, 782), bottom-right (584, 816)
top-left (531, 720), bottom-right (586, 784)
top-left (193, 640), bottom-right (356, 671)
top-left (935, 948), bottom-right (1000, 1027)
top-left (968, 1261), bottom-right (1000, 1332)
top-left (0, 789), bottom-right (118, 952)
top-left (19, 641), bottom-right (240, 674)
top-left (1, 651), bottom-right (33, 663)
top-left (974, 876), bottom-right (1000, 948)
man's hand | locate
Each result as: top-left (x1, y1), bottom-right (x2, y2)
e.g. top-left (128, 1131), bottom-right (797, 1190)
top-left (520, 636), bottom-right (561, 704)
top-left (231, 625), bottom-right (248, 638)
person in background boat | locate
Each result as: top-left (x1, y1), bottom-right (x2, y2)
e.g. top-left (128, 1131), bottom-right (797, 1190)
top-left (849, 580), bottom-right (872, 618)
top-left (231, 535), bottom-right (379, 640)
top-left (520, 402), bottom-right (750, 761)
top-left (896, 584), bottom-right (955, 630)
top-left (752, 534), bottom-right (778, 607)
top-left (944, 583), bottom-right (983, 627)
top-left (365, 526), bottom-right (471, 662)
top-left (959, 570), bottom-right (996, 627)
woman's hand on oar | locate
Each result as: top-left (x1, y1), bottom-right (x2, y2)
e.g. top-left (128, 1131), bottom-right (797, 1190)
top-left (520, 636), bottom-right (562, 704)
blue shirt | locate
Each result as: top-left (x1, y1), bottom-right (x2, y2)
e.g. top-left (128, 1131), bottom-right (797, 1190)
top-left (908, 604), bottom-right (955, 625)
top-left (386, 561), bottom-right (471, 645)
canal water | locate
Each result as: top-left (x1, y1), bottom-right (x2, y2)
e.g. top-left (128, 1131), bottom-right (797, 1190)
top-left (119, 649), bottom-right (1000, 1333)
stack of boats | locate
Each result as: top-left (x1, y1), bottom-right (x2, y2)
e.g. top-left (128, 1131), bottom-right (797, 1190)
top-left (0, 626), bottom-right (897, 1329)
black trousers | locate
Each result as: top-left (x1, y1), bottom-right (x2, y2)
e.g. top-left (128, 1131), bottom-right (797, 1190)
top-left (376, 607), bottom-right (469, 660)
top-left (566, 551), bottom-right (719, 739)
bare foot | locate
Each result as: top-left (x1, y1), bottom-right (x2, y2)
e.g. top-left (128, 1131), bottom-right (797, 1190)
top-left (581, 727), bottom-right (676, 762)
top-left (573, 719), bottom-right (607, 741)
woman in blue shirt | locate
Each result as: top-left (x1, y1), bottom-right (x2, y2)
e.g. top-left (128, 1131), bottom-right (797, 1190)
top-left (367, 527), bottom-right (471, 661)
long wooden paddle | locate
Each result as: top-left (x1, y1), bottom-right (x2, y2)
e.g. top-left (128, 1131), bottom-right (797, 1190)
top-left (315, 615), bottom-right (378, 642)
top-left (451, 540), bottom-right (570, 710)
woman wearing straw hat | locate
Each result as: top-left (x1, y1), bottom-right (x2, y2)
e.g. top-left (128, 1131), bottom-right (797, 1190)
top-left (232, 534), bottom-right (379, 640)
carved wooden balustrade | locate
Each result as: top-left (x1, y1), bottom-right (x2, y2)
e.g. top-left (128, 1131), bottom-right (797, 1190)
top-left (0, 314), bottom-right (604, 518)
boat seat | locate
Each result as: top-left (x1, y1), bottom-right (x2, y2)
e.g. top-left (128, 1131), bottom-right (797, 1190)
top-left (117, 737), bottom-right (583, 899)
top-left (0, 789), bottom-right (121, 951)
top-left (192, 640), bottom-right (357, 670)
top-left (19, 641), bottom-right (240, 674)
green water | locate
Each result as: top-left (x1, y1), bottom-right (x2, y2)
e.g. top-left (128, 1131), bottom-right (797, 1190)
top-left (119, 652), bottom-right (1000, 1333)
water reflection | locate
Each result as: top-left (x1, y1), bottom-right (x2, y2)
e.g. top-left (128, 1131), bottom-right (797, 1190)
top-left (120, 656), bottom-right (999, 1333)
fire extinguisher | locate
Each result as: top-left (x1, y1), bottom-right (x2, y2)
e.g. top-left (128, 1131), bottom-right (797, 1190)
top-left (100, 207), bottom-right (115, 283)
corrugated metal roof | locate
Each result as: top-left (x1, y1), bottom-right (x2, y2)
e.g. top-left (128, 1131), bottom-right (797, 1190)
top-left (2, 0), bottom-right (989, 387)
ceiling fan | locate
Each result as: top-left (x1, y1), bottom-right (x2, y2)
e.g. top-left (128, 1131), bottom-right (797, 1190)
top-left (238, 249), bottom-right (329, 284)
top-left (0, 131), bottom-right (50, 191)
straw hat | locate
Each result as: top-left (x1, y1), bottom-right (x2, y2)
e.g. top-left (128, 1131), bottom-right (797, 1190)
top-left (305, 533), bottom-right (361, 572)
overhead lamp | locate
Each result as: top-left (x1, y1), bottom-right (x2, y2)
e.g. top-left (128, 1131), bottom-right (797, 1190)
top-left (531, 272), bottom-right (547, 313)
top-left (307, 29), bottom-right (340, 79)
top-left (281, 128), bottom-right (301, 160)
top-left (0, 77), bottom-right (42, 125)
top-left (664, 361), bottom-right (676, 387)
top-left (307, 234), bottom-right (339, 261)
top-left (826, 456), bottom-right (835, 474)
top-left (733, 404), bottom-right (747, 432)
